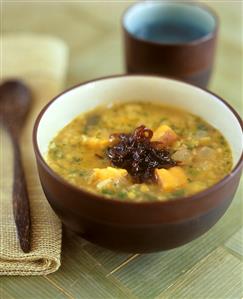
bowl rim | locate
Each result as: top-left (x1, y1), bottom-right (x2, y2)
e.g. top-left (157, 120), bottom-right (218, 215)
top-left (122, 1), bottom-right (219, 48)
top-left (33, 74), bottom-right (243, 207)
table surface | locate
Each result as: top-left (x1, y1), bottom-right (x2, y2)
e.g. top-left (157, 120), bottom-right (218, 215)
top-left (1, 1), bottom-right (242, 299)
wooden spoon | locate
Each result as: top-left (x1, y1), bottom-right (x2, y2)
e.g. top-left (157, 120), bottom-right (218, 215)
top-left (0, 80), bottom-right (32, 253)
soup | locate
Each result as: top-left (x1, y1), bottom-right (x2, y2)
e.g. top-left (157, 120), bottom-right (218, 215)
top-left (46, 102), bottom-right (232, 202)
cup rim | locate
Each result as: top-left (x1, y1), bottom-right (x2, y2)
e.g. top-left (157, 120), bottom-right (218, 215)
top-left (33, 74), bottom-right (243, 207)
top-left (122, 1), bottom-right (219, 47)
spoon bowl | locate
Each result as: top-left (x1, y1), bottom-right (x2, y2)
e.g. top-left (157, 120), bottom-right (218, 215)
top-left (0, 80), bottom-right (31, 132)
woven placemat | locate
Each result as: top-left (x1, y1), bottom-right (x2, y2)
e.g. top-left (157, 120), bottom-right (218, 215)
top-left (0, 34), bottom-right (68, 275)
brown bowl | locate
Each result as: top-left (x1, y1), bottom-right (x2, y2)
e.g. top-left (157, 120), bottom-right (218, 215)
top-left (33, 75), bottom-right (243, 253)
top-left (122, 1), bottom-right (218, 87)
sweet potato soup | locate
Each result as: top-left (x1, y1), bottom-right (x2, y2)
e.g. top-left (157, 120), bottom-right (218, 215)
top-left (46, 102), bottom-right (232, 201)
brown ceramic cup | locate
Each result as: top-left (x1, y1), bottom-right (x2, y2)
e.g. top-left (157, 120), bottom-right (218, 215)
top-left (123, 2), bottom-right (218, 87)
top-left (33, 75), bottom-right (243, 253)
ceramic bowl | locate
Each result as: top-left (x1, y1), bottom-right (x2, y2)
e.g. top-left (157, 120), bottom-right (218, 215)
top-left (33, 75), bottom-right (243, 253)
top-left (123, 1), bottom-right (218, 87)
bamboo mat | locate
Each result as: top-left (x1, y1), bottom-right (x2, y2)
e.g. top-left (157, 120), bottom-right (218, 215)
top-left (0, 1), bottom-right (242, 298)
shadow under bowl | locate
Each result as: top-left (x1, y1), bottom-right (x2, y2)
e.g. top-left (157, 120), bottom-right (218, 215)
top-left (33, 75), bottom-right (243, 253)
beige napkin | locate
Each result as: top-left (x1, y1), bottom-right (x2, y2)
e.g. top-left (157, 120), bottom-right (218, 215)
top-left (0, 34), bottom-right (68, 275)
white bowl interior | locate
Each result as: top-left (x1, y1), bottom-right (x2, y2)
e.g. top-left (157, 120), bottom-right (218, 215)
top-left (123, 2), bottom-right (216, 42)
top-left (37, 76), bottom-right (242, 167)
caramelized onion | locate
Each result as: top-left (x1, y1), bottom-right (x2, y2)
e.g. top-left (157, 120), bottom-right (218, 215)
top-left (106, 125), bottom-right (177, 183)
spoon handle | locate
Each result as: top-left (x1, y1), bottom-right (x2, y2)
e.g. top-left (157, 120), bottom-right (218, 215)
top-left (11, 136), bottom-right (31, 253)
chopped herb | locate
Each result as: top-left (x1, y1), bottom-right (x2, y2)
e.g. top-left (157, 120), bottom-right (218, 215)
top-left (219, 136), bottom-right (226, 145)
top-left (52, 148), bottom-right (63, 159)
top-left (72, 157), bottom-right (81, 163)
top-left (68, 169), bottom-right (78, 175)
top-left (174, 127), bottom-right (184, 135)
top-left (170, 124), bottom-right (178, 130)
top-left (170, 189), bottom-right (185, 198)
top-left (87, 114), bottom-right (101, 126)
top-left (145, 193), bottom-right (158, 201)
top-left (186, 143), bottom-right (196, 150)
top-left (82, 127), bottom-right (88, 134)
top-left (117, 191), bottom-right (127, 199)
top-left (187, 166), bottom-right (199, 176)
top-left (79, 170), bottom-right (88, 177)
top-left (160, 117), bottom-right (168, 122)
top-left (101, 189), bottom-right (114, 196)
top-left (83, 114), bottom-right (101, 134)
top-left (95, 132), bottom-right (102, 138)
top-left (196, 123), bottom-right (208, 131)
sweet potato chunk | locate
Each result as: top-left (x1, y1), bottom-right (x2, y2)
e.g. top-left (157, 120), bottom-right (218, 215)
top-left (152, 125), bottom-right (178, 146)
top-left (80, 134), bottom-right (109, 149)
top-left (91, 167), bottom-right (127, 184)
top-left (155, 166), bottom-right (187, 191)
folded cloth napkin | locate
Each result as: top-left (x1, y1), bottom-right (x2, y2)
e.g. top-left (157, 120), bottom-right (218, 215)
top-left (0, 34), bottom-right (68, 275)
